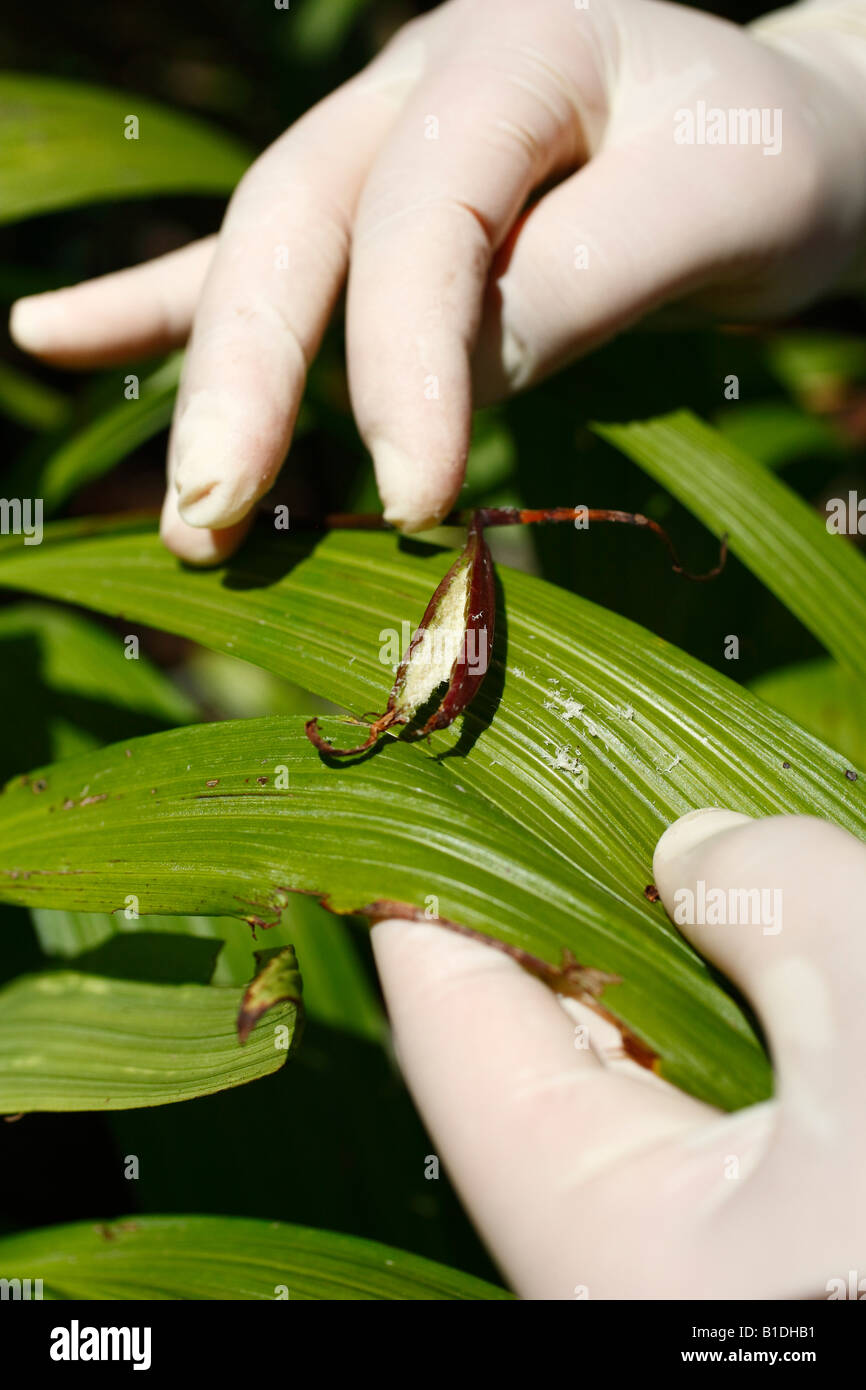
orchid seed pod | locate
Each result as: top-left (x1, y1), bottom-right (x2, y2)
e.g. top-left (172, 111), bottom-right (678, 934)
top-left (305, 513), bottom-right (495, 756)
top-left (305, 506), bottom-right (724, 756)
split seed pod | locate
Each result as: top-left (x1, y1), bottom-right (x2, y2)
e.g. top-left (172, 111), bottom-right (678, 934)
top-left (306, 514), bottom-right (495, 756)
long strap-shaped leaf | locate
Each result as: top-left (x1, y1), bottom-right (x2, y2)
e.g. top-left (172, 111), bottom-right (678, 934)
top-left (0, 74), bottom-right (249, 223)
top-left (17, 356), bottom-right (182, 514)
top-left (593, 410), bottom-right (866, 685)
top-left (1, 521), bottom-right (864, 1110)
top-left (0, 964), bottom-right (301, 1112)
top-left (0, 1215), bottom-right (508, 1299)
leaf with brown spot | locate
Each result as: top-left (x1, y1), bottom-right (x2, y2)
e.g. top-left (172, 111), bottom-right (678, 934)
top-left (237, 946), bottom-right (304, 1045)
top-left (3, 520), bottom-right (864, 1110)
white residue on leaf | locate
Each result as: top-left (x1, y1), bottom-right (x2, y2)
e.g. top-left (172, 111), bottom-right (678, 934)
top-left (543, 691), bottom-right (585, 724)
top-left (542, 743), bottom-right (585, 778)
top-left (543, 688), bottom-right (641, 761)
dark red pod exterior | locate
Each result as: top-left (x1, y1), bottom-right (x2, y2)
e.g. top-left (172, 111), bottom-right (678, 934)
top-left (305, 513), bottom-right (496, 756)
top-left (411, 513), bottom-right (495, 737)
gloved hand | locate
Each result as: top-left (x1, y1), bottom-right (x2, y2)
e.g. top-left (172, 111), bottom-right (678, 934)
top-left (372, 809), bottom-right (866, 1299)
top-left (10, 0), bottom-right (866, 562)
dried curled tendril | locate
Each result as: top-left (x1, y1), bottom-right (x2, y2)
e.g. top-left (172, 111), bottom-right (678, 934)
top-left (304, 507), bottom-right (727, 758)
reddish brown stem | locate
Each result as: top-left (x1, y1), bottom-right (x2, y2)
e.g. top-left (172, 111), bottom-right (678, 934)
top-left (319, 507), bottom-right (727, 583)
top-left (468, 507), bottom-right (728, 582)
top-left (304, 709), bottom-right (399, 757)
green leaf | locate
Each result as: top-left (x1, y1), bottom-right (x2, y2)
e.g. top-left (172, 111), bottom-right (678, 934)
top-left (0, 601), bottom-right (194, 727)
top-left (767, 331), bottom-right (866, 405)
top-left (593, 410), bottom-right (866, 685)
top-left (2, 521), bottom-right (865, 1110)
top-left (711, 400), bottom-right (845, 472)
top-left (294, 0), bottom-right (375, 60)
top-left (0, 964), bottom-right (300, 1112)
top-left (30, 905), bottom-right (235, 962)
top-left (182, 646), bottom-right (338, 721)
top-left (25, 355), bottom-right (181, 514)
top-left (238, 946), bottom-right (303, 1043)
top-left (0, 601), bottom-right (196, 775)
top-left (0, 1215), bottom-right (510, 1299)
top-left (0, 359), bottom-right (71, 431)
top-left (30, 898), bottom-right (384, 1042)
top-left (0, 74), bottom-right (250, 224)
top-left (270, 895), bottom-right (383, 1041)
top-left (750, 659), bottom-right (866, 766)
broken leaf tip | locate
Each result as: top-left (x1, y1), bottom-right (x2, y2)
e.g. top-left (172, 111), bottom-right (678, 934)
top-left (236, 946), bottom-right (303, 1045)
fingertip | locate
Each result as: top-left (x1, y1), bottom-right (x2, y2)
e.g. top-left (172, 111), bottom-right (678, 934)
top-left (652, 809), bottom-right (759, 956)
top-left (9, 294), bottom-right (62, 357)
top-left (371, 915), bottom-right (513, 991)
top-left (652, 809), bottom-right (866, 998)
top-left (159, 489), bottom-right (253, 566)
top-left (171, 390), bottom-right (284, 530)
top-left (175, 470), bottom-right (256, 530)
top-left (371, 437), bottom-right (463, 532)
top-left (653, 808), bottom-right (753, 886)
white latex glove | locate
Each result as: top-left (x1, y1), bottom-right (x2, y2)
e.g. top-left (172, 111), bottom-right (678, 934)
top-left (9, 0), bottom-right (866, 563)
top-left (372, 809), bottom-right (866, 1299)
